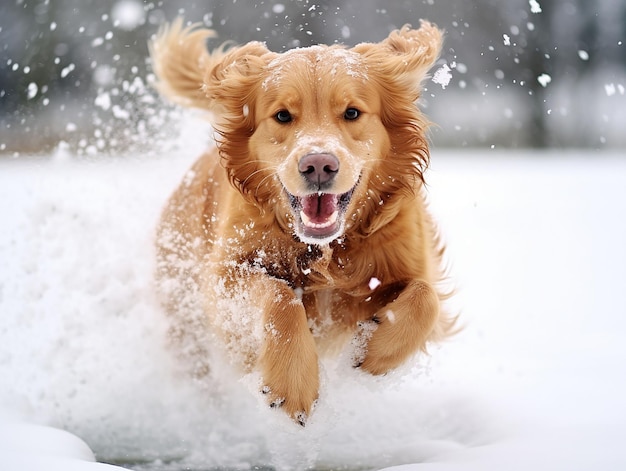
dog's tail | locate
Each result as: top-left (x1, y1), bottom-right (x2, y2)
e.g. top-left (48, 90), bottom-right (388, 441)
top-left (149, 18), bottom-right (221, 109)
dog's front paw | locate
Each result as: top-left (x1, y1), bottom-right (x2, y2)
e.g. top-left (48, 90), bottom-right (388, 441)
top-left (260, 354), bottom-right (319, 426)
top-left (261, 383), bottom-right (318, 426)
top-left (353, 315), bottom-right (403, 375)
top-left (352, 313), bottom-right (413, 375)
top-left (354, 281), bottom-right (440, 375)
top-left (256, 283), bottom-right (321, 425)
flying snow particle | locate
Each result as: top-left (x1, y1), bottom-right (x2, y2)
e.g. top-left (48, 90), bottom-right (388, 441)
top-left (112, 105), bottom-right (130, 120)
top-left (66, 122), bottom-right (77, 132)
top-left (529, 0), bottom-right (542, 13)
top-left (605, 83), bottom-right (616, 97)
top-left (455, 63), bottom-right (468, 74)
top-left (503, 34), bottom-right (511, 46)
top-left (272, 3), bottom-right (285, 14)
top-left (352, 320), bottom-right (377, 366)
top-left (111, 0), bottom-right (145, 31)
top-left (26, 82), bottom-right (38, 100)
top-left (60, 63), bottom-right (76, 78)
top-left (432, 64), bottom-right (452, 89)
top-left (95, 92), bottom-right (111, 110)
top-left (93, 65), bottom-right (115, 86)
top-left (537, 73), bottom-right (551, 87)
top-left (368, 277), bottom-right (381, 290)
top-left (341, 25), bottom-right (351, 39)
top-left (52, 141), bottom-right (71, 162)
top-left (577, 50), bottom-right (589, 61)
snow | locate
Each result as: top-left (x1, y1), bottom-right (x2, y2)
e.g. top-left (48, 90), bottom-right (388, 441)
top-left (529, 0), bottom-right (543, 14)
top-left (0, 421), bottom-right (121, 470)
top-left (60, 63), bottom-right (76, 79)
top-left (604, 83), bottom-right (625, 97)
top-left (1, 144), bottom-right (626, 471)
top-left (537, 73), bottom-right (552, 87)
top-left (368, 277), bottom-right (382, 290)
top-left (95, 92), bottom-right (112, 111)
top-left (577, 50), bottom-right (590, 61)
top-left (111, 0), bottom-right (146, 31)
top-left (432, 64), bottom-right (452, 89)
top-left (272, 4), bottom-right (286, 15)
top-left (26, 82), bottom-right (38, 100)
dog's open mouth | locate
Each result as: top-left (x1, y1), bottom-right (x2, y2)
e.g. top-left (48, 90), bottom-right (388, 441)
top-left (287, 189), bottom-right (354, 244)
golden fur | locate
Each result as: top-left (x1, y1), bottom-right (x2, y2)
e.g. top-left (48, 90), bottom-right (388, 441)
top-left (151, 18), bottom-right (455, 425)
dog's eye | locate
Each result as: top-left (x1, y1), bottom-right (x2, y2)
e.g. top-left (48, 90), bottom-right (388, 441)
top-left (275, 110), bottom-right (292, 123)
top-left (344, 108), bottom-right (360, 121)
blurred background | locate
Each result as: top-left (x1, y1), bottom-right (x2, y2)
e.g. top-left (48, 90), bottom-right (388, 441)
top-left (1, 0), bottom-right (625, 156)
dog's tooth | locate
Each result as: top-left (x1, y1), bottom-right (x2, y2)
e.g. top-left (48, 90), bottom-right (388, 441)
top-left (327, 210), bottom-right (338, 225)
top-left (300, 210), bottom-right (312, 227)
top-left (299, 210), bottom-right (338, 229)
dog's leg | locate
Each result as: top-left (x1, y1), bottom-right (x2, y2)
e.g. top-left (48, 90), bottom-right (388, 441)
top-left (249, 274), bottom-right (319, 425)
top-left (354, 280), bottom-right (439, 375)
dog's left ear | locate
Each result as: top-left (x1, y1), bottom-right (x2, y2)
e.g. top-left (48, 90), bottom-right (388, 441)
top-left (353, 21), bottom-right (443, 98)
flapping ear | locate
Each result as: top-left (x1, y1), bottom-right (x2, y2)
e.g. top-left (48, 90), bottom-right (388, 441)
top-left (201, 41), bottom-right (275, 199)
top-left (149, 18), bottom-right (273, 126)
top-left (203, 41), bottom-right (274, 128)
top-left (351, 22), bottom-right (443, 188)
top-left (353, 21), bottom-right (443, 98)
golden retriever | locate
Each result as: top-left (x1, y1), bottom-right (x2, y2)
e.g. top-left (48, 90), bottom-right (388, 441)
top-left (150, 18), bottom-right (455, 426)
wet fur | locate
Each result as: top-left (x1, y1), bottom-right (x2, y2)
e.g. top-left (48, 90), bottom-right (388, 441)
top-left (151, 18), bottom-right (456, 425)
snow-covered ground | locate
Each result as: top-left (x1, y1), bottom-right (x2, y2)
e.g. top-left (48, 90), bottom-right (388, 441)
top-left (1, 143), bottom-right (625, 471)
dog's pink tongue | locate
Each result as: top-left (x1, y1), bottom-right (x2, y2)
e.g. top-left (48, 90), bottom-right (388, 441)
top-left (302, 194), bottom-right (338, 224)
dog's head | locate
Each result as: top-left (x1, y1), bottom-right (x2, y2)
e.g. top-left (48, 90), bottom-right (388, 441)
top-left (201, 22), bottom-right (443, 245)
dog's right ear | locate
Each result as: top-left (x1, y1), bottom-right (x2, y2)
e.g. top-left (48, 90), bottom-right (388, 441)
top-left (202, 41), bottom-right (274, 127)
top-left (149, 18), bottom-right (273, 123)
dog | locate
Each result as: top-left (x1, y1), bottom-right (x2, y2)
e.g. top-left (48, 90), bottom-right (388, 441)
top-left (150, 18), bottom-right (455, 426)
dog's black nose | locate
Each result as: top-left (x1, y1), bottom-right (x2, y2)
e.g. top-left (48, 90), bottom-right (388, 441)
top-left (298, 153), bottom-right (339, 186)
